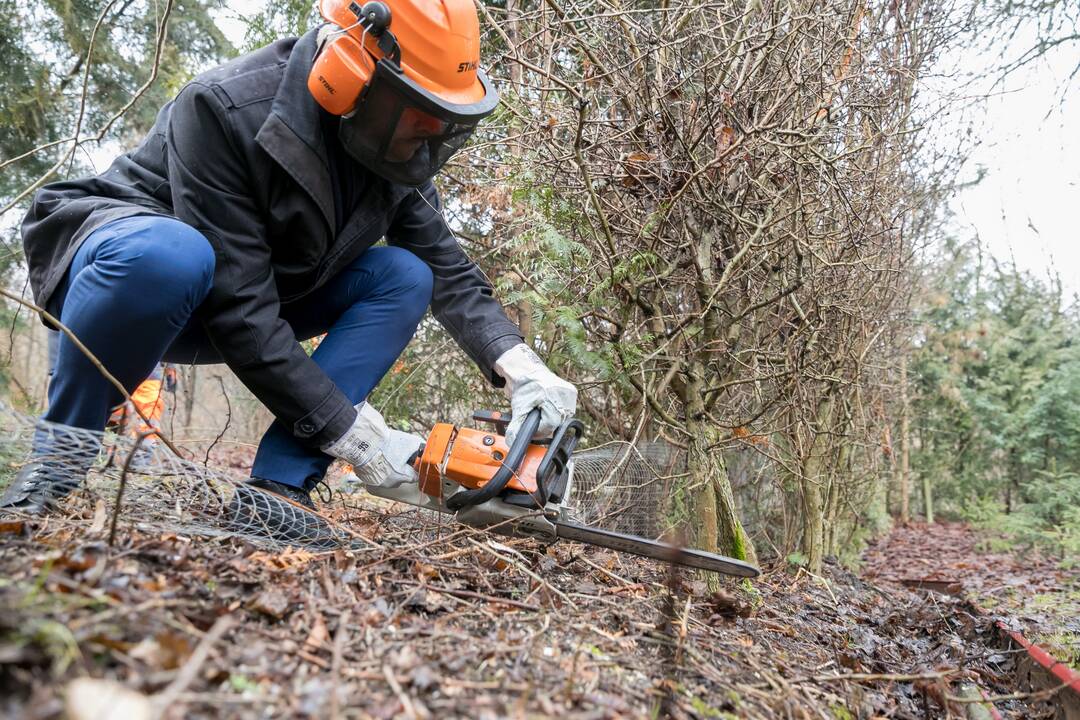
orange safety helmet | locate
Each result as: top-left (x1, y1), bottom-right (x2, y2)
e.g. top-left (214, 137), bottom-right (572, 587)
top-left (308, 0), bottom-right (499, 185)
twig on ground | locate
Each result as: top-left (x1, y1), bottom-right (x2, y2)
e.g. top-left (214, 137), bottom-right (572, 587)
top-left (947, 679), bottom-right (1073, 703)
top-left (154, 614), bottom-right (234, 717)
top-left (383, 663), bottom-right (420, 719)
top-left (107, 430), bottom-right (156, 548)
top-left (397, 579), bottom-right (537, 611)
top-left (330, 609), bottom-right (351, 720)
top-left (470, 538), bottom-right (575, 608)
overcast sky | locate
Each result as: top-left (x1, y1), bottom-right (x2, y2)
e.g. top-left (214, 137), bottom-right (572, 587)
top-left (940, 26), bottom-right (1080, 293)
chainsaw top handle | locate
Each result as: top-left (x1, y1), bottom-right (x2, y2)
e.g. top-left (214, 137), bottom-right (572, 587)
top-left (445, 408), bottom-right (542, 511)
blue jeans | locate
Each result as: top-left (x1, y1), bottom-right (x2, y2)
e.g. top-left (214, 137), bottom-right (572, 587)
top-left (44, 215), bottom-right (432, 488)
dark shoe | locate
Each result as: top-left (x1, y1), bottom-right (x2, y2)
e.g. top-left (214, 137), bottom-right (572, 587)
top-left (0, 459), bottom-right (87, 514)
top-left (246, 477), bottom-right (316, 508)
top-left (226, 477), bottom-right (339, 548)
top-left (1, 421), bottom-right (100, 514)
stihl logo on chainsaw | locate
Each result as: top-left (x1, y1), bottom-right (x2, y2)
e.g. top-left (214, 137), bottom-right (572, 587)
top-left (457, 61), bottom-right (477, 73)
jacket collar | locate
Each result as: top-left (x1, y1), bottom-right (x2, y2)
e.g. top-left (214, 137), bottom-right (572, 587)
top-left (256, 29), bottom-right (335, 230)
top-left (255, 28), bottom-right (412, 235)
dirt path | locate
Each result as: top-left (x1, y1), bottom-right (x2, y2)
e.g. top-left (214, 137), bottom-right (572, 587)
top-left (862, 521), bottom-right (1080, 670)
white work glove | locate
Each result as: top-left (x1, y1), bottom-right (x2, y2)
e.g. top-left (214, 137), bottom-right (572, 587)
top-left (322, 402), bottom-right (423, 490)
top-left (494, 343), bottom-right (578, 447)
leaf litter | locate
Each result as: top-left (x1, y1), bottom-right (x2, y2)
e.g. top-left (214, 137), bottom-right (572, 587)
top-left (863, 521), bottom-right (1080, 671)
top-left (0, 501), bottom-right (1063, 718)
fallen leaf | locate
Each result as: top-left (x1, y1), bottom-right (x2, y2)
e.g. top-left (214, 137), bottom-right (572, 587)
top-left (412, 561), bottom-right (438, 581)
top-left (155, 631), bottom-right (192, 670)
top-left (65, 677), bottom-right (152, 720)
top-left (88, 499), bottom-right (108, 534)
top-left (129, 631), bottom-right (191, 671)
top-left (304, 613), bottom-right (329, 652)
top-left (705, 590), bottom-right (752, 619)
top-left (575, 581), bottom-right (600, 595)
top-left (390, 645), bottom-right (419, 670)
top-left (0, 520), bottom-right (25, 535)
top-left (137, 575), bottom-right (168, 593)
top-left (405, 589), bottom-right (449, 614)
top-left (250, 589), bottom-right (290, 620)
top-left (247, 548), bottom-right (316, 573)
top-left (129, 638), bottom-right (166, 668)
top-left (48, 548), bottom-right (99, 573)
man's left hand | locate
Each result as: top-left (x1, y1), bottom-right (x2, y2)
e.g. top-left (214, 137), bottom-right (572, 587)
top-left (494, 343), bottom-right (578, 447)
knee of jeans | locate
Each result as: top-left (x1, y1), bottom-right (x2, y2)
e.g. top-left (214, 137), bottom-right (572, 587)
top-left (382, 247), bottom-right (433, 308)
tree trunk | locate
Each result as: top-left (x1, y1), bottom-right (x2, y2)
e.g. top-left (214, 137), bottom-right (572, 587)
top-left (883, 420), bottom-right (897, 516)
top-left (922, 471), bottom-right (933, 523)
top-left (799, 396), bottom-right (837, 573)
top-left (800, 460), bottom-right (826, 573)
top-left (182, 365), bottom-right (197, 432)
top-left (824, 441), bottom-right (849, 557)
top-left (683, 364), bottom-right (756, 579)
top-left (803, 446), bottom-right (825, 569)
top-left (899, 355), bottom-right (911, 523)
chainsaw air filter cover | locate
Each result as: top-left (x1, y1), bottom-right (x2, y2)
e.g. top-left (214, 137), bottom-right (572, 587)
top-left (416, 423), bottom-right (546, 500)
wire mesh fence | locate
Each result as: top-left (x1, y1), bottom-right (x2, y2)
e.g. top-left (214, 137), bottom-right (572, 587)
top-left (562, 441), bottom-right (683, 540)
top-left (0, 402), bottom-right (355, 548)
top-left (0, 402), bottom-right (682, 549)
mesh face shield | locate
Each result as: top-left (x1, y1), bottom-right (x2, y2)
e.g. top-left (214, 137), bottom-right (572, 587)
top-left (339, 60), bottom-right (499, 186)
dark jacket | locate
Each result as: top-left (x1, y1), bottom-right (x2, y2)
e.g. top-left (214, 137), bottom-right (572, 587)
top-left (21, 29), bottom-right (523, 447)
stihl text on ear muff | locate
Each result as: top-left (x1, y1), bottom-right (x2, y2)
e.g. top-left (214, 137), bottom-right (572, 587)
top-left (308, 1), bottom-right (400, 116)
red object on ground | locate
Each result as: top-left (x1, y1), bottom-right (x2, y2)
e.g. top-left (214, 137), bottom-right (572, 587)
top-left (980, 689), bottom-right (1005, 720)
top-left (998, 621), bottom-right (1080, 694)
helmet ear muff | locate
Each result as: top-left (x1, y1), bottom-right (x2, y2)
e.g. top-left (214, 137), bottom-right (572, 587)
top-left (308, 28), bottom-right (377, 116)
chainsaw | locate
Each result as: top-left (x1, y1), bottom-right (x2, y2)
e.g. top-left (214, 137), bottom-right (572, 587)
top-left (364, 407), bottom-right (759, 577)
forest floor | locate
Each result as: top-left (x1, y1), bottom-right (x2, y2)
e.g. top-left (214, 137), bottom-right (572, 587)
top-left (862, 520), bottom-right (1080, 671)
top-left (2, 464), bottom-right (1074, 720)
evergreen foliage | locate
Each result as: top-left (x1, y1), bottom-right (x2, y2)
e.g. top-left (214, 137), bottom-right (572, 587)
top-left (910, 241), bottom-right (1080, 559)
top-left (0, 0), bottom-right (233, 211)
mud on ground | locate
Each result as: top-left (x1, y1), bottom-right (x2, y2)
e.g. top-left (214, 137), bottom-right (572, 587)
top-left (863, 521), bottom-right (1080, 672)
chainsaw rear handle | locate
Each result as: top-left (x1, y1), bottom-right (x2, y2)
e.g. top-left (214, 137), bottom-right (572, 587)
top-left (445, 408), bottom-right (542, 511)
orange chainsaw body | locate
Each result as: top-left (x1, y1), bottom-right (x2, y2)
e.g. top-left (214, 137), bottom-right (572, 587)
top-left (416, 419), bottom-right (547, 500)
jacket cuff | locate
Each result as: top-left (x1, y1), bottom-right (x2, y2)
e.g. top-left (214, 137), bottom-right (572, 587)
top-left (294, 393), bottom-right (359, 448)
top-left (478, 330), bottom-right (527, 389)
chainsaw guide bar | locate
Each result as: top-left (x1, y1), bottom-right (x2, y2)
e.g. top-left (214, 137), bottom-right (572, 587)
top-left (553, 519), bottom-right (760, 577)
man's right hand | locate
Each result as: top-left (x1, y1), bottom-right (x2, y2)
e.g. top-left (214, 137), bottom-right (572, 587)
top-left (322, 403), bottom-right (423, 489)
